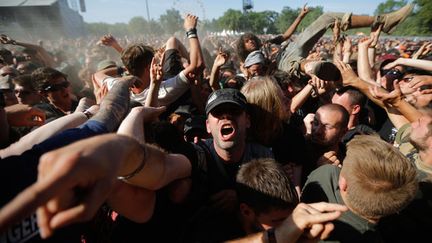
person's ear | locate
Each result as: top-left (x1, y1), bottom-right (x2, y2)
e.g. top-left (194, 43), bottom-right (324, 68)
top-left (239, 203), bottom-right (255, 221)
top-left (206, 118), bottom-right (211, 134)
top-left (351, 104), bottom-right (361, 115)
top-left (338, 174), bottom-right (347, 192)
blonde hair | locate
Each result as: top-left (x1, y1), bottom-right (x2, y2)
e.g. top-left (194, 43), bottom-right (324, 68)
top-left (241, 76), bottom-right (288, 145)
top-left (341, 135), bottom-right (418, 220)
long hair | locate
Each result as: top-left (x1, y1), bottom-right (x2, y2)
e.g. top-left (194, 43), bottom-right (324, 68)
top-left (236, 33), bottom-right (262, 62)
top-left (241, 76), bottom-right (288, 145)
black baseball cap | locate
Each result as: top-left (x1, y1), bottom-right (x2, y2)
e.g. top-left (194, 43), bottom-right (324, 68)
top-left (205, 88), bottom-right (248, 116)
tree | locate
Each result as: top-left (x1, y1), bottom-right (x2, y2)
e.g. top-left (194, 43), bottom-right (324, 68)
top-left (412, 0), bottom-right (432, 34)
top-left (159, 8), bottom-right (183, 35)
top-left (374, 0), bottom-right (408, 15)
top-left (218, 9), bottom-right (243, 31)
top-left (241, 11), bottom-right (279, 34)
top-left (85, 22), bottom-right (111, 36)
top-left (374, 0), bottom-right (432, 36)
top-left (128, 16), bottom-right (147, 35)
top-left (275, 6), bottom-right (298, 34)
top-left (147, 20), bottom-right (164, 36)
top-left (202, 19), bottom-right (221, 32)
top-left (260, 11), bottom-right (279, 34)
top-left (297, 6), bottom-right (323, 32)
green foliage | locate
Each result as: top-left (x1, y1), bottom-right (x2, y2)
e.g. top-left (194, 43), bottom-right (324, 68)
top-left (275, 7), bottom-right (298, 33)
top-left (202, 19), bottom-right (221, 32)
top-left (218, 9), bottom-right (243, 31)
top-left (84, 1), bottom-right (432, 37)
top-left (147, 20), bottom-right (164, 36)
top-left (275, 6), bottom-right (323, 34)
top-left (128, 16), bottom-right (147, 35)
top-left (389, 0), bottom-right (432, 36)
top-left (297, 6), bottom-right (324, 32)
top-left (159, 8), bottom-right (183, 35)
top-left (374, 0), bottom-right (407, 15)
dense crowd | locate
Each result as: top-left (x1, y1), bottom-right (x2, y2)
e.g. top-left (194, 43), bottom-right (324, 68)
top-left (0, 3), bottom-right (431, 243)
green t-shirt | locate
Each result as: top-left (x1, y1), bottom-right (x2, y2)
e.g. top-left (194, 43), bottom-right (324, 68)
top-left (301, 165), bottom-right (382, 243)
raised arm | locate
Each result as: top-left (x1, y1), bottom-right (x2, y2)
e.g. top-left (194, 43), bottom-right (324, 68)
top-left (384, 58), bottom-right (432, 72)
top-left (369, 80), bottom-right (422, 128)
top-left (209, 49), bottom-right (229, 91)
top-left (0, 104), bottom-right (46, 151)
top-left (0, 108), bottom-right (93, 158)
top-left (183, 14), bottom-right (205, 78)
top-left (367, 24), bottom-right (382, 67)
top-left (97, 34), bottom-right (124, 53)
top-left (117, 106), bottom-right (191, 190)
top-left (0, 128), bottom-right (192, 238)
top-left (145, 56), bottom-right (164, 107)
top-left (281, 4), bottom-right (310, 42)
top-left (412, 41), bottom-right (432, 60)
top-left (0, 134), bottom-right (145, 237)
top-left (0, 34), bottom-right (56, 67)
top-left (342, 37), bottom-right (352, 64)
top-left (228, 202), bottom-right (347, 243)
top-left (335, 60), bottom-right (421, 129)
top-left (357, 37), bottom-right (375, 83)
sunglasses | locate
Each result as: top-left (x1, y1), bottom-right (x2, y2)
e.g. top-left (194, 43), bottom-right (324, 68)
top-left (43, 81), bottom-right (70, 92)
top-left (382, 69), bottom-right (404, 82)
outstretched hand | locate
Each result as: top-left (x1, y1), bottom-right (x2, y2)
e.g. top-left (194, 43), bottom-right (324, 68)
top-left (184, 14), bottom-right (198, 30)
top-left (300, 3), bottom-right (310, 17)
top-left (150, 56), bottom-right (163, 84)
top-left (369, 80), bottom-right (403, 107)
top-left (0, 134), bottom-right (140, 238)
top-left (97, 34), bottom-right (117, 47)
top-left (334, 59), bottom-right (359, 87)
top-left (358, 36), bottom-right (373, 50)
top-left (0, 34), bottom-right (17, 45)
top-left (214, 48), bottom-right (229, 67)
top-left (279, 202), bottom-right (347, 242)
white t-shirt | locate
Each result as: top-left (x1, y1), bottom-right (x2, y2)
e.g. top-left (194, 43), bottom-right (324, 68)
top-left (102, 71), bottom-right (189, 106)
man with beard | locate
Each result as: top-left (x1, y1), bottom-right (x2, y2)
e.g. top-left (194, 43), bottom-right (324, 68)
top-left (393, 109), bottom-right (432, 178)
top-left (302, 104), bottom-right (349, 184)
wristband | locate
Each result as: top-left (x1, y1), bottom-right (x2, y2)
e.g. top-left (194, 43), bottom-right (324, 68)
top-left (186, 28), bottom-right (198, 39)
top-left (83, 110), bottom-right (93, 119)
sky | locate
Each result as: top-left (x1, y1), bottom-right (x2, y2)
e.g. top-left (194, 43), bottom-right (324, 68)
top-left (79, 0), bottom-right (382, 24)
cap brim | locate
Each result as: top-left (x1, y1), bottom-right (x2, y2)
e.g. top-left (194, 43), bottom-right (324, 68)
top-left (206, 100), bottom-right (245, 116)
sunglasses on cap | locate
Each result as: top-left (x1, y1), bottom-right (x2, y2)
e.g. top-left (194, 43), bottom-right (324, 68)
top-left (43, 81), bottom-right (70, 92)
